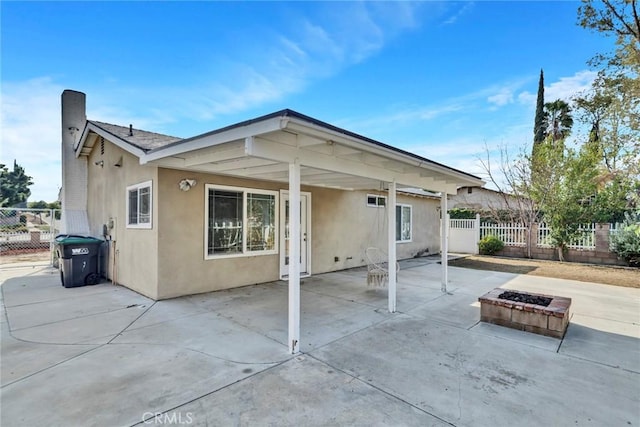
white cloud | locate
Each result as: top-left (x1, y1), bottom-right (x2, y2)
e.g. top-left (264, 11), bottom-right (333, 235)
top-left (0, 3), bottom-right (484, 198)
top-left (137, 2), bottom-right (427, 124)
top-left (487, 88), bottom-right (515, 106)
top-left (0, 4), bottom-right (429, 202)
top-left (517, 91), bottom-right (536, 106)
top-left (1, 77), bottom-right (64, 202)
top-left (342, 77), bottom-right (531, 134)
top-left (0, 79), bottom-right (176, 203)
top-left (409, 137), bottom-right (489, 182)
top-left (517, 69), bottom-right (598, 106)
top-left (546, 70), bottom-right (597, 101)
top-left (443, 2), bottom-right (475, 25)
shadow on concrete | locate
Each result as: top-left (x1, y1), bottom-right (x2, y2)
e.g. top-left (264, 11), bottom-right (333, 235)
top-left (449, 257), bottom-right (538, 275)
top-left (560, 321), bottom-right (640, 373)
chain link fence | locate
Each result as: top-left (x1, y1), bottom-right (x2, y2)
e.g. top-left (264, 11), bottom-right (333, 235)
top-left (0, 208), bottom-right (61, 267)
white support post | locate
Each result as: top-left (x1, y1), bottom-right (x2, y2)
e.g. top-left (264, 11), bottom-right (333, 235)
top-left (440, 193), bottom-right (448, 293)
top-left (388, 180), bottom-right (397, 313)
top-left (474, 213), bottom-right (481, 255)
top-left (288, 158), bottom-right (301, 354)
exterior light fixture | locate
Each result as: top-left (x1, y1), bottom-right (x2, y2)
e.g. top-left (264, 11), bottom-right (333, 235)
top-left (179, 179), bottom-right (196, 191)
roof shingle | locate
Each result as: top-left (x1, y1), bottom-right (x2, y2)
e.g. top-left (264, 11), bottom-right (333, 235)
top-left (89, 120), bottom-right (182, 152)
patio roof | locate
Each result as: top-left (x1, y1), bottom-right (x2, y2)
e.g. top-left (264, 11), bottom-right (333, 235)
top-left (76, 109), bottom-right (484, 195)
top-left (74, 107), bottom-right (478, 353)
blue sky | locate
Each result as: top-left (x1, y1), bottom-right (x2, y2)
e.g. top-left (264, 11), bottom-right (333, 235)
top-left (1, 1), bottom-right (614, 202)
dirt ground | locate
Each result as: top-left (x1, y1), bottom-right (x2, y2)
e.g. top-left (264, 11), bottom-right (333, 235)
top-left (449, 255), bottom-right (640, 288)
top-left (0, 250), bottom-right (51, 265)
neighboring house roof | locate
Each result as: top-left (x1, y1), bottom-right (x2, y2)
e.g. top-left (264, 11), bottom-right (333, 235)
top-left (456, 186), bottom-right (525, 201)
top-left (398, 188), bottom-right (440, 199)
top-left (457, 186), bottom-right (509, 196)
top-left (450, 185), bottom-right (526, 211)
top-left (76, 108), bottom-right (485, 194)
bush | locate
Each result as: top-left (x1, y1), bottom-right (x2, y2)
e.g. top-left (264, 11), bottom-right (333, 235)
top-left (0, 224), bottom-right (29, 233)
top-left (449, 208), bottom-right (477, 219)
top-left (611, 211), bottom-right (640, 267)
top-left (478, 235), bottom-right (505, 255)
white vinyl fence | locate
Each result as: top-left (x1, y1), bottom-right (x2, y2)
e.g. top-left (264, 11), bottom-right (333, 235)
top-left (537, 223), bottom-right (596, 250)
top-left (480, 222), bottom-right (527, 247)
top-left (448, 214), bottom-right (617, 254)
top-left (448, 217), bottom-right (480, 254)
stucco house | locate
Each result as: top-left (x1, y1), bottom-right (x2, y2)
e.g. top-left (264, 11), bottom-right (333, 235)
top-left (60, 89), bottom-right (484, 353)
top-left (449, 186), bottom-right (522, 213)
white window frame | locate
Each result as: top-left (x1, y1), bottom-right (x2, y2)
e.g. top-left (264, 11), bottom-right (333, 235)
top-left (126, 180), bottom-right (153, 229)
top-left (204, 184), bottom-right (279, 260)
top-left (367, 194), bottom-right (386, 208)
top-left (396, 203), bottom-right (412, 243)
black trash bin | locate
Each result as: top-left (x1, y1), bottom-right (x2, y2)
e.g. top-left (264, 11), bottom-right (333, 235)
top-left (55, 235), bottom-right (103, 288)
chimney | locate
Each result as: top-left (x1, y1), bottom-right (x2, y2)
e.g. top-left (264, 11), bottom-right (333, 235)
top-left (60, 90), bottom-right (90, 235)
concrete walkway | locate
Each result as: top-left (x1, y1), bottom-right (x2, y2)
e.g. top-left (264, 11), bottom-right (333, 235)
top-left (1, 263), bottom-right (639, 426)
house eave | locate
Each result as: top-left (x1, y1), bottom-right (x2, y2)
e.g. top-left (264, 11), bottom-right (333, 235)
top-left (139, 110), bottom-right (483, 194)
top-left (141, 116), bottom-right (286, 164)
top-left (282, 115), bottom-right (482, 186)
top-left (75, 121), bottom-right (148, 159)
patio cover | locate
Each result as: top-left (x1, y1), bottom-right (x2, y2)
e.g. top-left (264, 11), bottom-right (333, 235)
top-left (76, 109), bottom-right (484, 353)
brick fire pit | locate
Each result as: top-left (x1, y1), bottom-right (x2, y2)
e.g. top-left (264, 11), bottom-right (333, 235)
top-left (479, 288), bottom-right (571, 338)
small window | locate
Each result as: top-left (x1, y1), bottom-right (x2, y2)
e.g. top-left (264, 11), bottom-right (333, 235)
top-left (395, 204), bottom-right (412, 243)
top-left (367, 194), bottom-right (386, 207)
top-left (206, 184), bottom-right (277, 258)
top-left (209, 189), bottom-right (243, 255)
top-left (126, 181), bottom-right (152, 229)
top-left (467, 187), bottom-right (473, 194)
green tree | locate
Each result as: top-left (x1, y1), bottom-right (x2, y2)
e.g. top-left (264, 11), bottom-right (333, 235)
top-left (0, 160), bottom-right (34, 207)
top-left (533, 69), bottom-right (547, 151)
top-left (574, 73), bottom-right (639, 220)
top-left (576, 0), bottom-right (640, 217)
top-left (532, 142), bottom-right (600, 261)
top-left (578, 0), bottom-right (639, 70)
top-left (577, 0), bottom-right (638, 130)
top-left (47, 200), bottom-right (61, 210)
top-left (28, 200), bottom-right (49, 223)
top-left (48, 200), bottom-right (62, 219)
top-left (610, 210), bottom-right (640, 266)
top-left (28, 200), bottom-right (48, 210)
top-left (544, 99), bottom-right (574, 145)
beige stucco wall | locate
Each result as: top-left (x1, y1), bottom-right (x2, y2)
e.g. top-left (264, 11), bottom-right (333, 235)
top-left (156, 169), bottom-right (284, 299)
top-left (311, 189), bottom-right (441, 273)
top-left (156, 167), bottom-right (442, 299)
top-left (87, 138), bottom-right (443, 300)
top-left (86, 140), bottom-right (159, 299)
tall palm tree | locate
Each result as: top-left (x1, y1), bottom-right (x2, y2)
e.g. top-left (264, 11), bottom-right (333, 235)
top-left (544, 99), bottom-right (574, 145)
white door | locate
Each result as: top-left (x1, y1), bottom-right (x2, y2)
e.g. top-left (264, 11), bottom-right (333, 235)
top-left (280, 191), bottom-right (311, 278)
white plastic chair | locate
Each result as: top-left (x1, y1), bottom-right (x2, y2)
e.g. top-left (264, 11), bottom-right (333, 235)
top-left (365, 247), bottom-right (400, 287)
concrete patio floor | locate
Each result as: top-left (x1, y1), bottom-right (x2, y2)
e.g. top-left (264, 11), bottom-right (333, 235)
top-left (1, 261), bottom-right (639, 426)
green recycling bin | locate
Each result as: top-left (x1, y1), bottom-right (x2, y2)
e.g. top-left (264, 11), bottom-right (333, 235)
top-left (55, 235), bottom-right (103, 288)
